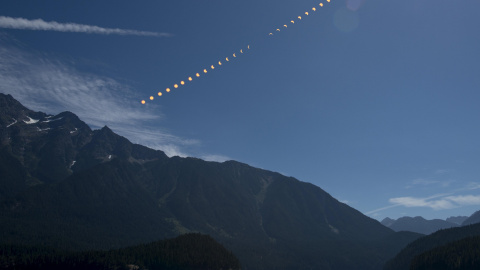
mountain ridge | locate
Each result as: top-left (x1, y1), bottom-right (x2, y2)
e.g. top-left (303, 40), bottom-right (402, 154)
top-left (381, 216), bottom-right (460, 235)
top-left (0, 93), bottom-right (421, 270)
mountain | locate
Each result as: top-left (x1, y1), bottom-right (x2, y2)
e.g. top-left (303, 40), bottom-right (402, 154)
top-left (446, 216), bottom-right (469, 226)
top-left (0, 233), bottom-right (241, 270)
top-left (0, 93), bottom-right (421, 270)
top-left (381, 216), bottom-right (459, 235)
top-left (381, 217), bottom-right (396, 227)
top-left (383, 223), bottom-right (480, 270)
top-left (462, 210), bottom-right (480, 226)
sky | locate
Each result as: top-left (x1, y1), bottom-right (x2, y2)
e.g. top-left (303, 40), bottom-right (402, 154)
top-left (1, 0), bottom-right (480, 221)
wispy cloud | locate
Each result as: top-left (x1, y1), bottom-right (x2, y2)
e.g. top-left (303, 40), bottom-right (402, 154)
top-left (389, 194), bottom-right (480, 210)
top-left (0, 37), bottom-right (194, 157)
top-left (0, 16), bottom-right (170, 37)
top-left (200, 154), bottom-right (231, 162)
top-left (367, 182), bottom-right (480, 215)
top-left (389, 196), bottom-right (456, 210)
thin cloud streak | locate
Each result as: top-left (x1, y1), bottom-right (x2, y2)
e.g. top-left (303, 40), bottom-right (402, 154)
top-left (0, 16), bottom-right (170, 37)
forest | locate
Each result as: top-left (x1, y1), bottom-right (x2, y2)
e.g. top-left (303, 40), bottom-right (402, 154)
top-left (0, 233), bottom-right (241, 270)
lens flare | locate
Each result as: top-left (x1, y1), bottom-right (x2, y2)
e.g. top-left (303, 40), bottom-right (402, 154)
top-left (188, 77), bottom-right (193, 81)
top-left (141, 100), bottom-right (145, 104)
top-left (181, 81), bottom-right (185, 85)
top-left (204, 69), bottom-right (208, 73)
top-left (211, 65), bottom-right (215, 69)
top-left (158, 92), bottom-right (162, 96)
top-left (196, 73), bottom-right (200, 77)
top-left (174, 84), bottom-right (178, 88)
top-left (150, 96), bottom-right (154, 100)
top-left (166, 88), bottom-right (171, 92)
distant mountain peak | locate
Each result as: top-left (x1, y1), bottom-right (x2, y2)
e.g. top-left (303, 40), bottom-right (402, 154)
top-left (462, 210), bottom-right (480, 226)
top-left (446, 215), bottom-right (469, 225)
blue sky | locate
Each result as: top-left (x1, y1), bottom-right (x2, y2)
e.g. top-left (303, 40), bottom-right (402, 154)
top-left (1, 0), bottom-right (480, 221)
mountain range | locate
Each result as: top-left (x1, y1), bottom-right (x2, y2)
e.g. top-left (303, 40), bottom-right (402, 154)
top-left (0, 93), bottom-right (440, 269)
top-left (381, 212), bottom-right (480, 235)
top-left (380, 216), bottom-right (464, 235)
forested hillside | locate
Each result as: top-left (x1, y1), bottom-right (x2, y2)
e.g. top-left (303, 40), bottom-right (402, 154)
top-left (410, 236), bottom-right (480, 270)
top-left (0, 233), bottom-right (240, 270)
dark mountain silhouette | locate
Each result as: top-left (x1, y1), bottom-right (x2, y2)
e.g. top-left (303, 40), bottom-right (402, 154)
top-left (381, 216), bottom-right (459, 235)
top-left (0, 93), bottom-right (421, 269)
top-left (383, 223), bottom-right (480, 270)
top-left (462, 210), bottom-right (480, 226)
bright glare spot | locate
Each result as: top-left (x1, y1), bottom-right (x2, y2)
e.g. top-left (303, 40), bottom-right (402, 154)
top-left (320, 3), bottom-right (324, 7)
top-left (174, 84), bottom-right (178, 88)
top-left (248, 45), bottom-right (250, 49)
top-left (327, 0), bottom-right (330, 2)
top-left (196, 73), bottom-right (200, 77)
top-left (276, 29), bottom-right (280, 32)
top-left (291, 20), bottom-right (295, 24)
top-left (298, 16), bottom-right (302, 20)
top-left (334, 7), bottom-right (359, 32)
top-left (180, 81), bottom-right (185, 85)
top-left (284, 24), bottom-right (287, 28)
top-left (305, 12), bottom-right (309, 15)
top-left (158, 92), bottom-right (162, 96)
top-left (166, 88), bottom-right (170, 92)
top-left (233, 53), bottom-right (236, 57)
top-left (204, 69), bottom-right (207, 73)
top-left (141, 100), bottom-right (146, 104)
top-left (150, 96), bottom-right (154, 100)
top-left (226, 57), bottom-right (229, 61)
top-left (312, 7), bottom-right (316, 11)
top-left (211, 65), bottom-right (215, 69)
top-left (240, 49), bottom-right (243, 53)
top-left (269, 33), bottom-right (273, 35)
top-left (188, 77), bottom-right (193, 81)
top-left (218, 61), bottom-right (222, 65)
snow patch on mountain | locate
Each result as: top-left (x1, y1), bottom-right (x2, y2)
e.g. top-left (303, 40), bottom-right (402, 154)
top-left (7, 118), bottom-right (17, 127)
top-left (42, 117), bottom-right (62, 123)
top-left (23, 116), bottom-right (39, 124)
